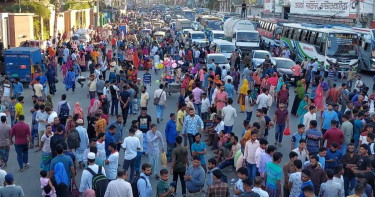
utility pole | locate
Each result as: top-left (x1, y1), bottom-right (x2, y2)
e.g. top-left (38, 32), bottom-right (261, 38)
top-left (355, 0), bottom-right (361, 27)
top-left (97, 0), bottom-right (100, 27)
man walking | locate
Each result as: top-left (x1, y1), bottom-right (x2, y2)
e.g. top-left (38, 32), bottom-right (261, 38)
top-left (121, 128), bottom-right (141, 180)
top-left (10, 115), bottom-right (31, 172)
top-left (0, 116), bottom-right (10, 167)
top-left (57, 94), bottom-right (70, 126)
top-left (221, 98), bottom-right (237, 134)
top-left (273, 102), bottom-right (289, 147)
top-left (171, 136), bottom-right (189, 196)
top-left (154, 84), bottom-right (167, 123)
top-left (146, 124), bottom-right (165, 179)
top-left (75, 119), bottom-right (89, 168)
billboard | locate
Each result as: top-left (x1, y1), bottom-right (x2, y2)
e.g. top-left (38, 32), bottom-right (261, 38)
top-left (290, 0), bottom-right (373, 18)
top-left (264, 0), bottom-right (283, 13)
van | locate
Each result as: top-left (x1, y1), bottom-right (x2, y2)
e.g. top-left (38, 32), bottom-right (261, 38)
top-left (187, 30), bottom-right (207, 45)
top-left (210, 40), bottom-right (235, 59)
top-left (209, 30), bottom-right (225, 41)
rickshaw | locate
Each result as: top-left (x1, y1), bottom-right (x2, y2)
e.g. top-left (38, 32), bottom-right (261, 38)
top-left (161, 69), bottom-right (181, 94)
top-left (153, 31), bottom-right (166, 43)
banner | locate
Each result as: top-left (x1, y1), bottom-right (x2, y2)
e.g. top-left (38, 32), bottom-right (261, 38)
top-left (290, 0), bottom-right (373, 18)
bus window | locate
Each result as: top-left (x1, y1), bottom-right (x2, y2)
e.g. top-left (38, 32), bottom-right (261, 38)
top-left (301, 30), bottom-right (307, 42)
top-left (288, 29), bottom-right (294, 39)
top-left (282, 27), bottom-right (288, 37)
top-left (309, 32), bottom-right (316, 44)
top-left (293, 29), bottom-right (301, 40)
top-left (306, 31), bottom-right (311, 42)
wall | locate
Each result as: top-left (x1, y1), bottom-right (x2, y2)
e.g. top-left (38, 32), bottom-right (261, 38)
top-left (9, 14), bottom-right (34, 47)
top-left (0, 13), bottom-right (9, 48)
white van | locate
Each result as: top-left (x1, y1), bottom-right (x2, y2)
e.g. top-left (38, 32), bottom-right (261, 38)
top-left (210, 40), bottom-right (235, 59)
top-left (209, 30), bottom-right (225, 41)
top-left (187, 30), bottom-right (207, 45)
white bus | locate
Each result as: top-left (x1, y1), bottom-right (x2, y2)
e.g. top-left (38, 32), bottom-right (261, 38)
top-left (352, 28), bottom-right (375, 72)
top-left (280, 23), bottom-right (359, 72)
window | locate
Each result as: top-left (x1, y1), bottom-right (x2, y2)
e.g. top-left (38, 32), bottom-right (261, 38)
top-left (309, 31), bottom-right (316, 44)
top-left (293, 29), bottom-right (301, 40)
top-left (305, 31), bottom-right (311, 42)
top-left (301, 30), bottom-right (307, 41)
top-left (282, 27), bottom-right (288, 37)
top-left (260, 21), bottom-right (264, 29)
top-left (271, 24), bottom-right (276, 32)
top-left (288, 28), bottom-right (294, 39)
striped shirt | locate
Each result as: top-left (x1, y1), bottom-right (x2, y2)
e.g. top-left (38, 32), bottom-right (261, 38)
top-left (143, 73), bottom-right (151, 84)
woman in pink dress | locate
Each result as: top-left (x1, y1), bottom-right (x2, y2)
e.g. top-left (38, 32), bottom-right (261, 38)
top-left (74, 102), bottom-right (84, 120)
top-left (314, 84), bottom-right (325, 115)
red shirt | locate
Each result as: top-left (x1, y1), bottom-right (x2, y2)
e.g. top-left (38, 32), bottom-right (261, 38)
top-left (323, 127), bottom-right (344, 149)
top-left (10, 122), bottom-right (31, 145)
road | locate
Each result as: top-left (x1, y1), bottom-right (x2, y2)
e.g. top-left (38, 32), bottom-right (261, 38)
top-left (3, 63), bottom-right (374, 196)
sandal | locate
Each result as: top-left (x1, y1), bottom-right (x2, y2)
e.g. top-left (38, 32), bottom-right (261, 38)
top-left (18, 169), bottom-right (23, 173)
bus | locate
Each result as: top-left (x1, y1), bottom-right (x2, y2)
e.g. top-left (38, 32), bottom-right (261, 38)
top-left (351, 28), bottom-right (375, 72)
top-left (182, 9), bottom-right (196, 22)
top-left (196, 15), bottom-right (223, 33)
top-left (280, 23), bottom-right (359, 72)
top-left (257, 18), bottom-right (286, 48)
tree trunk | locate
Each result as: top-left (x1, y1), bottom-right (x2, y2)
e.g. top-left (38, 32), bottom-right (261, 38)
top-left (53, 0), bottom-right (60, 44)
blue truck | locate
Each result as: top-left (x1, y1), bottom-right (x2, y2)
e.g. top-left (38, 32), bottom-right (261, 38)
top-left (4, 47), bottom-right (42, 83)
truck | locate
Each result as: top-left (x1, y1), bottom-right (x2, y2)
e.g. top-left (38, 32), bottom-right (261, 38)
top-left (176, 19), bottom-right (192, 31)
top-left (223, 17), bottom-right (260, 54)
top-left (5, 47), bottom-right (43, 83)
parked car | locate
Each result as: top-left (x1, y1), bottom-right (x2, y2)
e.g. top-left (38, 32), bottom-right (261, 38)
top-left (206, 53), bottom-right (230, 70)
top-left (275, 57), bottom-right (296, 82)
top-left (251, 50), bottom-right (276, 68)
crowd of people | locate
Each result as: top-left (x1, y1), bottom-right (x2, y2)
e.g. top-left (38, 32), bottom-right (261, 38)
top-left (0, 10), bottom-right (373, 197)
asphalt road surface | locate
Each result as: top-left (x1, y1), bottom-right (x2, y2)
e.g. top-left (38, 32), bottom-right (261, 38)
top-left (3, 65), bottom-right (374, 196)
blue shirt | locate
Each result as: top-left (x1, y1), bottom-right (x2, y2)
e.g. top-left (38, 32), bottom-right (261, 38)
top-left (206, 167), bottom-right (219, 187)
top-left (143, 73), bottom-right (151, 84)
top-left (353, 119), bottom-right (363, 136)
top-left (186, 165), bottom-right (205, 192)
top-left (35, 75), bottom-right (48, 88)
top-left (291, 132), bottom-right (307, 149)
top-left (299, 180), bottom-right (314, 197)
top-left (12, 82), bottom-right (23, 94)
top-left (137, 172), bottom-right (152, 197)
top-left (224, 83), bottom-right (235, 99)
top-left (317, 154), bottom-right (326, 169)
top-left (105, 131), bottom-right (116, 157)
top-left (165, 119), bottom-right (177, 144)
top-left (306, 128), bottom-right (323, 153)
top-left (32, 111), bottom-right (38, 131)
top-left (191, 142), bottom-right (206, 164)
top-left (182, 115), bottom-right (204, 135)
top-left (322, 110), bottom-right (338, 130)
top-left (106, 121), bottom-right (123, 143)
top-left (325, 149), bottom-right (342, 170)
top-left (351, 94), bottom-right (359, 103)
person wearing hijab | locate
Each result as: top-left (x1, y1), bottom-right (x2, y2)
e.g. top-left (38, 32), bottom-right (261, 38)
top-left (314, 84), bottom-right (325, 115)
top-left (238, 79), bottom-right (249, 112)
top-left (63, 67), bottom-right (76, 92)
top-left (297, 95), bottom-right (310, 124)
top-left (291, 81), bottom-right (306, 116)
top-left (52, 162), bottom-right (70, 196)
top-left (74, 102), bottom-right (84, 120)
top-left (88, 99), bottom-right (100, 120)
top-left (276, 77), bottom-right (284, 93)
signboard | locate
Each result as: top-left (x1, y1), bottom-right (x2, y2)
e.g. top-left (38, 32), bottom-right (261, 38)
top-left (264, 0), bottom-right (283, 13)
top-left (290, 0), bottom-right (373, 18)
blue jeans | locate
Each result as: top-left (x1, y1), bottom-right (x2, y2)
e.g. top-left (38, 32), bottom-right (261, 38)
top-left (10, 116), bottom-right (15, 127)
top-left (187, 133), bottom-right (195, 155)
top-left (246, 112), bottom-right (252, 122)
top-left (156, 105), bottom-right (165, 119)
top-left (275, 124), bottom-right (286, 143)
top-left (135, 151), bottom-right (142, 174)
top-left (218, 159), bottom-right (234, 169)
top-left (123, 157), bottom-right (137, 180)
top-left (194, 103), bottom-right (201, 116)
top-left (111, 98), bottom-right (119, 116)
top-left (15, 144), bottom-right (28, 169)
top-left (354, 133), bottom-right (360, 152)
top-left (246, 162), bottom-right (258, 184)
top-left (129, 101), bottom-right (134, 114)
top-left (341, 144), bottom-right (348, 155)
top-left (224, 125), bottom-right (233, 134)
top-left (344, 176), bottom-right (356, 196)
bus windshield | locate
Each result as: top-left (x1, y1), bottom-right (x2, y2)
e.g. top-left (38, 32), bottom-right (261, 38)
top-left (213, 33), bottom-right (225, 40)
top-left (192, 33), bottom-right (206, 39)
top-left (237, 32), bottom-right (259, 42)
top-left (206, 20), bottom-right (222, 30)
top-left (327, 33), bottom-right (358, 57)
top-left (184, 12), bottom-right (195, 21)
top-left (220, 45), bottom-right (235, 53)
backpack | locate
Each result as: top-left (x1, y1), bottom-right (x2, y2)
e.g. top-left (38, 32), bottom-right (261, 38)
top-left (130, 174), bottom-right (147, 197)
top-left (86, 166), bottom-right (109, 197)
top-left (67, 128), bottom-right (81, 149)
top-left (59, 102), bottom-right (70, 119)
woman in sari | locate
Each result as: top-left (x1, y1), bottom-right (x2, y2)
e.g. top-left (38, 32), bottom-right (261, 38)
top-left (238, 79), bottom-right (249, 112)
top-left (87, 99), bottom-right (100, 122)
top-left (291, 81), bottom-right (306, 116)
top-left (214, 75), bottom-right (223, 86)
top-left (260, 74), bottom-right (270, 93)
top-left (74, 102), bottom-right (84, 120)
top-left (314, 84), bottom-right (325, 115)
top-left (276, 77), bottom-right (284, 93)
top-left (297, 95), bottom-right (309, 124)
top-left (51, 162), bottom-right (69, 197)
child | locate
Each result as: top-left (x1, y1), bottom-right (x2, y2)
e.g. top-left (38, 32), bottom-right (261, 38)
top-left (234, 167), bottom-right (248, 197)
top-left (40, 170), bottom-right (55, 197)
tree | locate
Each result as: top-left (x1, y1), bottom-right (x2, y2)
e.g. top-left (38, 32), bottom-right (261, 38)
top-left (50, 0), bottom-right (60, 43)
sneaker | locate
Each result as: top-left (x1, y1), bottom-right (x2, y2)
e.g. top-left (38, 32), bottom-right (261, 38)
top-left (278, 143), bottom-right (282, 147)
top-left (157, 118), bottom-right (160, 123)
top-left (274, 142), bottom-right (278, 146)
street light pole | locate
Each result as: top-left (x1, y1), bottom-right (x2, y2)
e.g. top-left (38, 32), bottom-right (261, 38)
top-left (97, 0), bottom-right (100, 27)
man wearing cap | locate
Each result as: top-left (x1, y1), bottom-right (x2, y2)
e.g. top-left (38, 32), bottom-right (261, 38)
top-left (75, 119), bottom-right (89, 168)
top-left (80, 152), bottom-right (106, 194)
top-left (0, 174), bottom-right (24, 196)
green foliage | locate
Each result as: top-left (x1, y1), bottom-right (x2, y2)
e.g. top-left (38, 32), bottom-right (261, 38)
top-left (33, 17), bottom-right (50, 40)
top-left (6, 2), bottom-right (50, 19)
top-left (63, 1), bottom-right (90, 11)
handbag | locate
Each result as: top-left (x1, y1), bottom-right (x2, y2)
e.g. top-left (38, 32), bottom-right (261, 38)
top-left (70, 179), bottom-right (79, 197)
top-left (153, 90), bottom-right (164, 105)
top-left (284, 126), bottom-right (291, 136)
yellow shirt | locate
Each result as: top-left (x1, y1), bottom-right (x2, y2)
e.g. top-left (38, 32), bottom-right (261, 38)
top-left (15, 102), bottom-right (24, 119)
top-left (177, 110), bottom-right (186, 132)
top-left (188, 80), bottom-right (194, 91)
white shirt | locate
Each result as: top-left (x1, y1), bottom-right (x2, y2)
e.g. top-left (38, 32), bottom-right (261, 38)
top-left (252, 187), bottom-right (269, 197)
top-left (255, 147), bottom-right (265, 168)
top-left (333, 176), bottom-right (345, 197)
top-left (303, 112), bottom-right (317, 128)
top-left (194, 50), bottom-right (200, 58)
top-left (103, 86), bottom-right (111, 101)
top-left (105, 151), bottom-right (119, 180)
top-left (221, 105), bottom-right (237, 126)
top-left (47, 111), bottom-right (58, 124)
top-left (215, 121), bottom-right (225, 134)
top-left (256, 93), bottom-right (269, 109)
top-left (134, 130), bottom-right (143, 152)
top-left (201, 98), bottom-right (210, 113)
top-left (245, 95), bottom-right (254, 112)
top-left (223, 75), bottom-right (233, 84)
top-left (292, 148), bottom-right (308, 162)
top-left (2, 84), bottom-right (10, 97)
top-left (79, 164), bottom-right (106, 192)
top-left (267, 94), bottom-right (273, 107)
top-left (104, 178), bottom-right (133, 197)
top-left (153, 89), bottom-right (166, 105)
top-left (140, 92), bottom-right (149, 108)
top-left (121, 136), bottom-right (141, 160)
